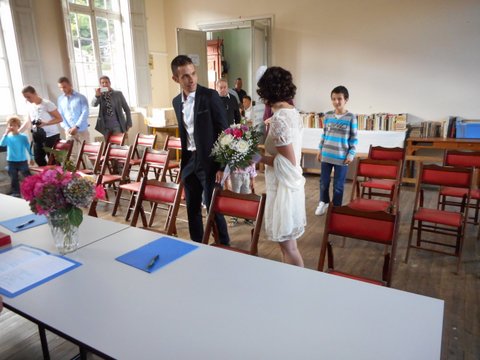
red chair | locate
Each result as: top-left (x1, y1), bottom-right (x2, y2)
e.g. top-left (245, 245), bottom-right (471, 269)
top-left (88, 144), bottom-right (133, 217)
top-left (348, 159), bottom-right (402, 212)
top-left (318, 205), bottom-right (399, 287)
top-left (130, 178), bottom-right (183, 235)
top-left (74, 141), bottom-right (104, 175)
top-left (202, 186), bottom-right (266, 255)
top-left (30, 139), bottom-right (74, 173)
top-left (438, 150), bottom-right (480, 225)
top-left (112, 148), bottom-right (170, 219)
top-left (405, 164), bottom-right (473, 273)
top-left (361, 145), bottom-right (405, 200)
top-left (163, 135), bottom-right (182, 182)
top-left (129, 133), bottom-right (157, 168)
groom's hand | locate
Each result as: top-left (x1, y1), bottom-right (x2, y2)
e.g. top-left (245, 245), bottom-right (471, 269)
top-left (215, 171), bottom-right (224, 183)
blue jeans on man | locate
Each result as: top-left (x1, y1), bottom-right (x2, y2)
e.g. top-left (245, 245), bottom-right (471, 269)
top-left (320, 161), bottom-right (348, 206)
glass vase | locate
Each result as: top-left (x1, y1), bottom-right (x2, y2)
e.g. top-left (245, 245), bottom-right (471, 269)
top-left (47, 212), bottom-right (80, 255)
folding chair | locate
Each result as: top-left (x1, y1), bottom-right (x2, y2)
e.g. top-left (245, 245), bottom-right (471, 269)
top-left (30, 139), bottom-right (74, 174)
top-left (130, 178), bottom-right (183, 236)
top-left (438, 150), bottom-right (480, 225)
top-left (128, 133), bottom-right (157, 169)
top-left (348, 159), bottom-right (402, 212)
top-left (74, 141), bottom-right (104, 175)
top-left (202, 186), bottom-right (266, 255)
top-left (163, 135), bottom-right (182, 182)
top-left (405, 164), bottom-right (473, 273)
top-left (88, 144), bottom-right (133, 217)
top-left (318, 205), bottom-right (399, 287)
top-left (112, 148), bottom-right (170, 219)
top-left (361, 145), bottom-right (405, 200)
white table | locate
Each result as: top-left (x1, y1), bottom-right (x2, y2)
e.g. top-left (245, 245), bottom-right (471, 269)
top-left (4, 226), bottom-right (444, 360)
top-left (0, 194), bottom-right (130, 253)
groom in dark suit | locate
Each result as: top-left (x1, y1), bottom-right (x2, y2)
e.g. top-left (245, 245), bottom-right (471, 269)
top-left (171, 55), bottom-right (230, 245)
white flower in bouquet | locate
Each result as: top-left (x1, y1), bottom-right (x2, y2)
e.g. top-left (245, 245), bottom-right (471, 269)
top-left (220, 134), bottom-right (234, 147)
top-left (235, 139), bottom-right (249, 153)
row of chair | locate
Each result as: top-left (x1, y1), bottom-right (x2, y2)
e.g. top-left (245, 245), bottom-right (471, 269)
top-left (319, 147), bottom-right (480, 288)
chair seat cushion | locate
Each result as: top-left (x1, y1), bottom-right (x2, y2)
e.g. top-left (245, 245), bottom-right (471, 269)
top-left (101, 174), bottom-right (122, 183)
top-left (440, 186), bottom-right (480, 199)
top-left (120, 182), bottom-right (141, 192)
top-left (361, 179), bottom-right (396, 190)
top-left (347, 198), bottom-right (391, 212)
top-left (327, 270), bottom-right (384, 286)
top-left (414, 207), bottom-right (462, 227)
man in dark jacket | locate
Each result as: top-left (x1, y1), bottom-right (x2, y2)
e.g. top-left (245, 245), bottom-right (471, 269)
top-left (171, 55), bottom-right (230, 245)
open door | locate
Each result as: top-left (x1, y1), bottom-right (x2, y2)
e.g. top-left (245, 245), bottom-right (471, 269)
top-left (176, 28), bottom-right (208, 87)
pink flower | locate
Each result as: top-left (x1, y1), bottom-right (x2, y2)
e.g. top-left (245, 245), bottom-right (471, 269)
top-left (232, 128), bottom-right (243, 138)
top-left (95, 185), bottom-right (106, 200)
top-left (224, 128), bottom-right (233, 135)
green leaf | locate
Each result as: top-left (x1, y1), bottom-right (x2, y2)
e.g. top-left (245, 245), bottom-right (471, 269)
top-left (68, 207), bottom-right (83, 227)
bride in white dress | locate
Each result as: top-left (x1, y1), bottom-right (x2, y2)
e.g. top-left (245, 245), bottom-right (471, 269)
top-left (257, 67), bottom-right (306, 266)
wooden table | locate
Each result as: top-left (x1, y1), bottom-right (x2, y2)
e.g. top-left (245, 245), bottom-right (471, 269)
top-left (404, 137), bottom-right (480, 183)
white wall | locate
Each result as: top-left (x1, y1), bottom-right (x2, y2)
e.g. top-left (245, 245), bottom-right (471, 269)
top-left (160, 0), bottom-right (480, 121)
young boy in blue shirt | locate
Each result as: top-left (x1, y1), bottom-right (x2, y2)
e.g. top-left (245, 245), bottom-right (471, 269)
top-left (0, 116), bottom-right (34, 197)
top-left (315, 86), bottom-right (358, 215)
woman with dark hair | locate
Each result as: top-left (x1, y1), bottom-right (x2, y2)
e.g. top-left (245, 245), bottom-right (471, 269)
top-left (256, 67), bottom-right (306, 266)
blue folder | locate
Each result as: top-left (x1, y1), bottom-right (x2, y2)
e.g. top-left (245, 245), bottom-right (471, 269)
top-left (0, 214), bottom-right (48, 232)
top-left (116, 236), bottom-right (199, 273)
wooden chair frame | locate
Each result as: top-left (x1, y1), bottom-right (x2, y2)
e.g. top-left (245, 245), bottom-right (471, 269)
top-left (405, 164), bottom-right (473, 273)
top-left (202, 186), bottom-right (266, 255)
top-left (75, 141), bottom-right (104, 175)
top-left (318, 205), bottom-right (399, 287)
top-left (112, 148), bottom-right (170, 219)
top-left (438, 150), bottom-right (480, 225)
top-left (30, 139), bottom-right (74, 173)
top-left (163, 135), bottom-right (182, 182)
top-left (130, 178), bottom-right (183, 235)
top-left (88, 144), bottom-right (133, 217)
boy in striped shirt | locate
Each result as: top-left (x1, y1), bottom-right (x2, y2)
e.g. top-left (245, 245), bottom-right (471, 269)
top-left (315, 86), bottom-right (358, 216)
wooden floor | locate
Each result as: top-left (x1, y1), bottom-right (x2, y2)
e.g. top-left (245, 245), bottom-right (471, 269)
top-left (1, 173), bottom-right (479, 359)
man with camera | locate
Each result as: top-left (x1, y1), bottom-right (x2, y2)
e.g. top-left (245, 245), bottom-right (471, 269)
top-left (20, 86), bottom-right (62, 166)
top-left (57, 77), bottom-right (90, 161)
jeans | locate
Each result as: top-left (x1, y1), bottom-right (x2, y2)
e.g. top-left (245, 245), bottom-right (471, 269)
top-left (320, 162), bottom-right (348, 206)
top-left (8, 161), bottom-right (31, 195)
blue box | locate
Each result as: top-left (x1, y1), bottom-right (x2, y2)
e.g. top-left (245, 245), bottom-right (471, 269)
top-left (456, 120), bottom-right (480, 139)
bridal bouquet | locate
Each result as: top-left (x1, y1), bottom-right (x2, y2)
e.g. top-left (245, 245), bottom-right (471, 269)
top-left (211, 124), bottom-right (261, 170)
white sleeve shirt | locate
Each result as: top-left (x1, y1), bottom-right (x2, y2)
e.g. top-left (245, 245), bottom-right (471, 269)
top-left (182, 91), bottom-right (196, 151)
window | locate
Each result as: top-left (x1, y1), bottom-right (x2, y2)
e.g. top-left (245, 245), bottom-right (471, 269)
top-left (0, 20), bottom-right (15, 116)
top-left (63, 0), bottom-right (133, 103)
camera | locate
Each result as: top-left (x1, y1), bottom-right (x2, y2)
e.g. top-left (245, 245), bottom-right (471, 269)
top-left (31, 119), bottom-right (47, 143)
top-left (100, 87), bottom-right (109, 93)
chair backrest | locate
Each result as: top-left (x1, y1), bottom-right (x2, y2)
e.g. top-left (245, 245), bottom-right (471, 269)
top-left (351, 158), bottom-right (403, 202)
top-left (202, 186), bottom-right (266, 255)
top-left (135, 148), bottom-right (170, 182)
top-left (163, 135), bottom-right (182, 151)
top-left (104, 133), bottom-right (126, 154)
top-left (414, 164), bottom-right (473, 213)
top-left (97, 144), bottom-right (133, 183)
top-left (132, 178), bottom-right (183, 235)
top-left (47, 139), bottom-right (74, 165)
top-left (318, 205), bottom-right (399, 286)
top-left (368, 145), bottom-right (405, 161)
top-left (444, 150), bottom-right (480, 168)
top-left (131, 133), bottom-right (157, 160)
top-left (75, 141), bottom-right (104, 173)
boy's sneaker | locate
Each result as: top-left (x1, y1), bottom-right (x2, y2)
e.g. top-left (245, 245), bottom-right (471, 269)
top-left (314, 201), bottom-right (328, 216)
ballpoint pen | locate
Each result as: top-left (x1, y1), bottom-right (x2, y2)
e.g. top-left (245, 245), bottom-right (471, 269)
top-left (16, 219), bottom-right (35, 229)
top-left (147, 254), bottom-right (160, 270)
